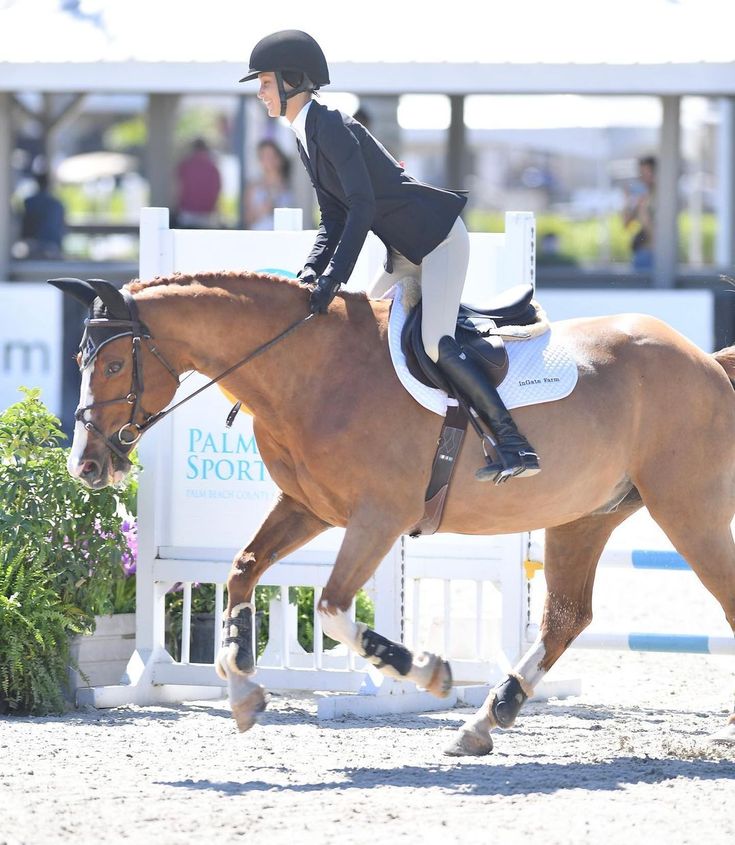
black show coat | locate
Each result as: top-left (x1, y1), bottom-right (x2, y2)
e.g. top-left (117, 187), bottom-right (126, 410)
top-left (296, 101), bottom-right (467, 284)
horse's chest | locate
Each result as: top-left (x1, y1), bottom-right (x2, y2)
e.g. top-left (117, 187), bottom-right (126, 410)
top-left (255, 428), bottom-right (347, 525)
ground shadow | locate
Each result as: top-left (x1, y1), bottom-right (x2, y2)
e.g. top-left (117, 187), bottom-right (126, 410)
top-left (160, 756), bottom-right (735, 797)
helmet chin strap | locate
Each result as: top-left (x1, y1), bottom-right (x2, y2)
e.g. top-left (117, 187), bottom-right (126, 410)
top-left (275, 71), bottom-right (314, 117)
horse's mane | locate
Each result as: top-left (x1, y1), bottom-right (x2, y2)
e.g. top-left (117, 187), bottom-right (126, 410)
top-left (124, 270), bottom-right (369, 305)
top-left (124, 270), bottom-right (302, 295)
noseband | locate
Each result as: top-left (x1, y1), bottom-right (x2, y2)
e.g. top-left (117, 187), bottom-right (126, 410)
top-left (77, 288), bottom-right (313, 464)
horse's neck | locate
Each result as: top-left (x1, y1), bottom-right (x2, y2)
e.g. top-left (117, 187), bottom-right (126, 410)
top-left (139, 279), bottom-right (300, 369)
top-left (138, 278), bottom-right (364, 418)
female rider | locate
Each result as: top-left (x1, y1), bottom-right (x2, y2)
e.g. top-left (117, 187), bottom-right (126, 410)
top-left (240, 30), bottom-right (539, 483)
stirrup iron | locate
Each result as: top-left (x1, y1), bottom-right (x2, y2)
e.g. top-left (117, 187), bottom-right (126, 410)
top-left (478, 434), bottom-right (540, 485)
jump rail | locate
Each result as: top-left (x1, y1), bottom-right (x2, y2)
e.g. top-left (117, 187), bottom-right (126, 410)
top-left (525, 541), bottom-right (735, 656)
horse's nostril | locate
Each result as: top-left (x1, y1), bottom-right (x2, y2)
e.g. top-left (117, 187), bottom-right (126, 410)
top-left (81, 459), bottom-right (100, 479)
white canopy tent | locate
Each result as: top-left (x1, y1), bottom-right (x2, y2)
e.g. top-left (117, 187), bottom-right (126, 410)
top-left (1, 0), bottom-right (735, 285)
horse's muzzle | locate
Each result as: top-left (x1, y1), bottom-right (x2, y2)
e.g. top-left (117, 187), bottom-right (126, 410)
top-left (69, 450), bottom-right (131, 489)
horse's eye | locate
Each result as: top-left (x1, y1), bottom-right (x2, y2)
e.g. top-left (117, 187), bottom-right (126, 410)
top-left (105, 361), bottom-right (123, 377)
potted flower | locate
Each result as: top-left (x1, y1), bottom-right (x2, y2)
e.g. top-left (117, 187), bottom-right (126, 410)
top-left (68, 518), bottom-right (138, 689)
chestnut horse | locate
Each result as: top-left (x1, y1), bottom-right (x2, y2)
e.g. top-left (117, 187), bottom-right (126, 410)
top-left (51, 272), bottom-right (735, 755)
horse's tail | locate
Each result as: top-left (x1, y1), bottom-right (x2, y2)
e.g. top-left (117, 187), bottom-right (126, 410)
top-left (712, 346), bottom-right (735, 389)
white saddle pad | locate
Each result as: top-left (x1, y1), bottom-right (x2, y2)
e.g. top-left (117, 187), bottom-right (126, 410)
top-left (386, 287), bottom-right (578, 417)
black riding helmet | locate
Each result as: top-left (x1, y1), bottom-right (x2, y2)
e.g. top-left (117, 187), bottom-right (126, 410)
top-left (240, 30), bottom-right (330, 116)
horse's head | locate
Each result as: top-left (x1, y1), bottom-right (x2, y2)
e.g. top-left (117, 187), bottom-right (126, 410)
top-left (49, 278), bottom-right (180, 489)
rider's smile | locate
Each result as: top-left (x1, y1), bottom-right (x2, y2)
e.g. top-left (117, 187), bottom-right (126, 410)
top-left (257, 73), bottom-right (279, 117)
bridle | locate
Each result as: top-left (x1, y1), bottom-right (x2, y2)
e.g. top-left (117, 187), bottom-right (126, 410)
top-left (76, 288), bottom-right (312, 463)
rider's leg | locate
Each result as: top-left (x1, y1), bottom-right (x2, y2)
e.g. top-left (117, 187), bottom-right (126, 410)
top-left (419, 216), bottom-right (468, 364)
top-left (436, 336), bottom-right (541, 482)
top-left (421, 217), bottom-right (540, 483)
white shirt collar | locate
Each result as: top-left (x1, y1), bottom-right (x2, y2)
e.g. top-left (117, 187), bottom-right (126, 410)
top-left (289, 100), bottom-right (312, 155)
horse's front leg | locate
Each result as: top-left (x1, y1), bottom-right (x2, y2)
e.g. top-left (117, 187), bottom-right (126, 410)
top-left (318, 507), bottom-right (452, 697)
top-left (216, 493), bottom-right (329, 732)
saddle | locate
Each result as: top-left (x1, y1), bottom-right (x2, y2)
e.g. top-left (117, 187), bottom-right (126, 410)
top-left (400, 283), bottom-right (541, 392)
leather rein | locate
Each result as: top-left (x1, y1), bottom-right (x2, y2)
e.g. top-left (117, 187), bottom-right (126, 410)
top-left (76, 290), bottom-right (313, 463)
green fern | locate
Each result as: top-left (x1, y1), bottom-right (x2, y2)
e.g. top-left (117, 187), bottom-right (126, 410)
top-left (0, 544), bottom-right (84, 714)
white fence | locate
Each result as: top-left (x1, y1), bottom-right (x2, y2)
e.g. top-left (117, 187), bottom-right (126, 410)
top-left (79, 207), bottom-right (582, 717)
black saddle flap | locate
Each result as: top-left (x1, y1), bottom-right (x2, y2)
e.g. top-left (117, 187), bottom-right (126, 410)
top-left (400, 300), bottom-right (509, 391)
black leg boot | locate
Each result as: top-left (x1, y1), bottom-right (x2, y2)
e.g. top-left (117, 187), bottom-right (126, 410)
top-left (436, 335), bottom-right (541, 483)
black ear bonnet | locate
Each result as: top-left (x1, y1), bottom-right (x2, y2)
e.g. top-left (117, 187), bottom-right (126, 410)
top-left (48, 277), bottom-right (148, 368)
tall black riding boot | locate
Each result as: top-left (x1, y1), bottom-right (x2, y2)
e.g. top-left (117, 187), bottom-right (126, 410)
top-left (436, 335), bottom-right (541, 483)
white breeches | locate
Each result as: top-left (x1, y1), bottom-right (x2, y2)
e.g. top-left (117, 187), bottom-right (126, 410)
top-left (368, 216), bottom-right (470, 363)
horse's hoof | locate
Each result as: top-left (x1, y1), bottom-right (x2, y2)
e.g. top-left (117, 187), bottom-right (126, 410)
top-left (443, 728), bottom-right (494, 757)
top-left (708, 719), bottom-right (735, 744)
top-left (420, 655), bottom-right (453, 698)
top-left (230, 684), bottom-right (268, 733)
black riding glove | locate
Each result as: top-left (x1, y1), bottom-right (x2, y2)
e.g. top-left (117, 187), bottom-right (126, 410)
top-left (297, 267), bottom-right (317, 287)
top-left (309, 276), bottom-right (341, 315)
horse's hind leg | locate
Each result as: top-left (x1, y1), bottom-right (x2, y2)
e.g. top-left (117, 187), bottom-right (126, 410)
top-left (318, 507), bottom-right (452, 698)
top-left (635, 492), bottom-right (735, 742)
top-left (217, 493), bottom-right (330, 732)
top-left (446, 502), bottom-right (642, 756)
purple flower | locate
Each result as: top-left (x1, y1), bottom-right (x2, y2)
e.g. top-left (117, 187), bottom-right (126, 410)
top-left (119, 518), bottom-right (138, 577)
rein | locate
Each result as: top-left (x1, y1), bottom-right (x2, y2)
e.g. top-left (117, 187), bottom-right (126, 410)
top-left (77, 290), bottom-right (314, 462)
top-left (139, 312), bottom-right (314, 431)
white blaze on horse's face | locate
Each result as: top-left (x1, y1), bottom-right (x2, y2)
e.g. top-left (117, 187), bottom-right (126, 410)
top-left (68, 360), bottom-right (95, 479)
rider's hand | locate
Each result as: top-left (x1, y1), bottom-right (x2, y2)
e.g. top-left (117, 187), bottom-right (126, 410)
top-left (297, 267), bottom-right (317, 287)
top-left (309, 276), bottom-right (341, 315)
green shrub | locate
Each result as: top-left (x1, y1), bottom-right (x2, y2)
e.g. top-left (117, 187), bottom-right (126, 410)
top-left (0, 388), bottom-right (138, 713)
top-left (467, 209), bottom-right (718, 265)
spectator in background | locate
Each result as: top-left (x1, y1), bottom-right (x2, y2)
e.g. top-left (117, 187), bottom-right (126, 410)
top-left (622, 155), bottom-right (656, 271)
top-left (20, 173), bottom-right (65, 258)
top-left (174, 138), bottom-right (222, 228)
top-left (244, 139), bottom-right (294, 230)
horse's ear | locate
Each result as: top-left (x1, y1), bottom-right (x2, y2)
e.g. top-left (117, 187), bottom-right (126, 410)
top-left (47, 277), bottom-right (97, 308)
top-left (85, 278), bottom-right (129, 320)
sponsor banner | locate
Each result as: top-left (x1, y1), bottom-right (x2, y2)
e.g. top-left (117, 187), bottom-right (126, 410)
top-left (162, 372), bottom-right (298, 551)
top-left (0, 283), bottom-right (62, 415)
